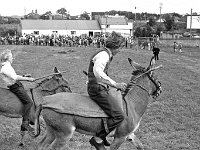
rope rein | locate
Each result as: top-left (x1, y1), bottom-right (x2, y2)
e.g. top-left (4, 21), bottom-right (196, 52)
top-left (122, 68), bottom-right (161, 98)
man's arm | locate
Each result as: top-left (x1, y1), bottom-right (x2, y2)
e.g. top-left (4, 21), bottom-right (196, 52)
top-left (93, 51), bottom-right (116, 86)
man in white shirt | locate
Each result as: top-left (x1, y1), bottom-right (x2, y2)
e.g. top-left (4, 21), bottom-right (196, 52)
top-left (87, 32), bottom-right (127, 148)
top-left (0, 49), bottom-right (35, 132)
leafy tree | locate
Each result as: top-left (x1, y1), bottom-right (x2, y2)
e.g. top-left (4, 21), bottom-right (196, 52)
top-left (40, 11), bottom-right (52, 20)
top-left (192, 12), bottom-right (198, 15)
top-left (80, 11), bottom-right (90, 20)
top-left (0, 28), bottom-right (18, 36)
top-left (109, 10), bottom-right (117, 16)
top-left (134, 27), bottom-right (142, 37)
top-left (146, 24), bottom-right (154, 37)
top-left (163, 14), bottom-right (174, 31)
top-left (141, 28), bottom-right (147, 37)
top-left (148, 17), bottom-right (156, 27)
top-left (156, 24), bottom-right (165, 36)
top-left (0, 17), bottom-right (20, 24)
top-left (172, 12), bottom-right (182, 18)
top-left (56, 8), bottom-right (68, 19)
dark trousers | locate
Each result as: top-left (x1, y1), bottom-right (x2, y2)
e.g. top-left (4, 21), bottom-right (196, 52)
top-left (8, 81), bottom-right (33, 122)
top-left (154, 53), bottom-right (159, 60)
top-left (87, 84), bottom-right (125, 139)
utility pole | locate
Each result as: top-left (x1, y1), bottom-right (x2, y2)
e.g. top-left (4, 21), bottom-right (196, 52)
top-left (24, 7), bottom-right (26, 17)
top-left (159, 2), bottom-right (163, 23)
top-left (105, 15), bottom-right (107, 34)
top-left (132, 6), bottom-right (136, 37)
top-left (135, 7), bottom-right (137, 22)
top-left (189, 8), bottom-right (192, 39)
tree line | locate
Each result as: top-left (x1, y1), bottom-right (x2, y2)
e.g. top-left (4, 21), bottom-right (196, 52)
top-left (0, 8), bottom-right (197, 37)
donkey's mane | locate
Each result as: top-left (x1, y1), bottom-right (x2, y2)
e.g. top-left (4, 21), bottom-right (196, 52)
top-left (35, 77), bottom-right (52, 88)
top-left (122, 66), bottom-right (145, 97)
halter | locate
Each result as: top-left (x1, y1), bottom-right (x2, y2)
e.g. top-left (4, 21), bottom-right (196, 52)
top-left (123, 69), bottom-right (162, 98)
top-left (34, 77), bottom-right (71, 95)
top-left (27, 75), bottom-right (71, 113)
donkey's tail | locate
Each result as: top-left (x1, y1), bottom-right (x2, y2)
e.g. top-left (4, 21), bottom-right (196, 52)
top-left (32, 104), bottom-right (42, 138)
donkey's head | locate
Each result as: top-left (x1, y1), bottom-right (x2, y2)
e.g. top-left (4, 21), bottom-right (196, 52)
top-left (28, 67), bottom-right (72, 133)
top-left (124, 56), bottom-right (162, 99)
top-left (36, 67), bottom-right (72, 96)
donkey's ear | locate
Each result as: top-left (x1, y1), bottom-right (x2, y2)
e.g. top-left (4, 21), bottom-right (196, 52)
top-left (54, 67), bottom-right (61, 73)
top-left (128, 58), bottom-right (141, 70)
top-left (54, 67), bottom-right (62, 78)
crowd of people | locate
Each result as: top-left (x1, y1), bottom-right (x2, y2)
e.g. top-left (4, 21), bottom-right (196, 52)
top-left (0, 33), bottom-right (108, 48)
top-left (0, 33), bottom-right (139, 50)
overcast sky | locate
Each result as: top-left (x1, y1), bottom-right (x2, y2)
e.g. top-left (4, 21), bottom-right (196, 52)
top-left (0, 0), bottom-right (199, 16)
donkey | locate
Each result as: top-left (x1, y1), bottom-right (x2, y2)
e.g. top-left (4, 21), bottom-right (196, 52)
top-left (34, 57), bottom-right (162, 150)
top-left (0, 67), bottom-right (71, 146)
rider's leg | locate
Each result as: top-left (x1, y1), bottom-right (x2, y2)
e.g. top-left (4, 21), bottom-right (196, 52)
top-left (8, 81), bottom-right (33, 130)
top-left (88, 84), bottom-right (125, 143)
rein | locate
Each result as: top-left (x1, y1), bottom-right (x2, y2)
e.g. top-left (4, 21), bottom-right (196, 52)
top-left (34, 71), bottom-right (68, 81)
top-left (40, 84), bottom-right (70, 94)
top-left (29, 88), bottom-right (37, 110)
top-left (123, 66), bottom-right (162, 98)
top-left (122, 69), bottom-right (161, 116)
top-left (124, 81), bottom-right (150, 96)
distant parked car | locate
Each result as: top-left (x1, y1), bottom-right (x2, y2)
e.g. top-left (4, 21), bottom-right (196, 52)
top-left (192, 34), bottom-right (200, 38)
top-left (183, 32), bottom-right (191, 37)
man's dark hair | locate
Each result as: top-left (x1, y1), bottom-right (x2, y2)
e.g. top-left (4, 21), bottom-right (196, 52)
top-left (105, 32), bottom-right (125, 49)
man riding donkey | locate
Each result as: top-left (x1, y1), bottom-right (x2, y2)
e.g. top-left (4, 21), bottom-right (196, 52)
top-left (87, 31), bottom-right (127, 149)
top-left (0, 49), bottom-right (35, 133)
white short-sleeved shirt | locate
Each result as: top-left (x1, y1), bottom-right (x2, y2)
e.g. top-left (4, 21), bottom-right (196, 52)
top-left (92, 51), bottom-right (116, 85)
top-left (0, 61), bottom-right (17, 86)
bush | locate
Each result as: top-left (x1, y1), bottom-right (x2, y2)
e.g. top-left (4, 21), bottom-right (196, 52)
top-left (0, 27), bottom-right (18, 36)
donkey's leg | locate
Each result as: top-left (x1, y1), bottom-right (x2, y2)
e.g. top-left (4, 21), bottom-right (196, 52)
top-left (19, 130), bottom-right (26, 146)
top-left (49, 126), bottom-right (75, 150)
top-left (127, 133), bottom-right (144, 150)
top-left (110, 136), bottom-right (126, 150)
top-left (38, 124), bottom-right (56, 150)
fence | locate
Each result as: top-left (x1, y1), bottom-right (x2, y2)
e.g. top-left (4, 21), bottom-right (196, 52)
top-left (159, 38), bottom-right (200, 48)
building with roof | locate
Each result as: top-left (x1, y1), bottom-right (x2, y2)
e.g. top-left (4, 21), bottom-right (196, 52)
top-left (21, 15), bottom-right (133, 37)
top-left (21, 20), bottom-right (101, 37)
top-left (99, 16), bottom-right (133, 37)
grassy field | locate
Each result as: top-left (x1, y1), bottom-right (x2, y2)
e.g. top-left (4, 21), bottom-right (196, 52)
top-left (0, 45), bottom-right (200, 150)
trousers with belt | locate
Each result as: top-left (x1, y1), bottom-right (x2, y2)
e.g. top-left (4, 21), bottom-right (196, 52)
top-left (87, 83), bottom-right (125, 139)
top-left (8, 81), bottom-right (33, 122)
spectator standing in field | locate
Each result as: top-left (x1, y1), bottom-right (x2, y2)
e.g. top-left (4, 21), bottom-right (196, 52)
top-left (148, 42), bottom-right (151, 50)
top-left (173, 41), bottom-right (178, 52)
top-left (152, 44), bottom-right (160, 60)
top-left (125, 38), bottom-right (128, 48)
top-left (178, 42), bottom-right (183, 52)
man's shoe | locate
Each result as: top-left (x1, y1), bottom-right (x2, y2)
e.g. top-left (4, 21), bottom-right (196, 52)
top-left (102, 137), bottom-right (111, 146)
top-left (89, 137), bottom-right (106, 150)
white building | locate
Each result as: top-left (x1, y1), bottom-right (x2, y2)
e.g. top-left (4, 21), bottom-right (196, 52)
top-left (21, 20), bottom-right (101, 37)
top-left (99, 16), bottom-right (132, 37)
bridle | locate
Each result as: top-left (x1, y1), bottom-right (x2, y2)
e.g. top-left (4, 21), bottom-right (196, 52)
top-left (32, 77), bottom-right (71, 95)
top-left (147, 73), bottom-right (162, 98)
top-left (123, 69), bottom-right (162, 99)
top-left (26, 76), bottom-right (71, 117)
top-left (40, 84), bottom-right (70, 95)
